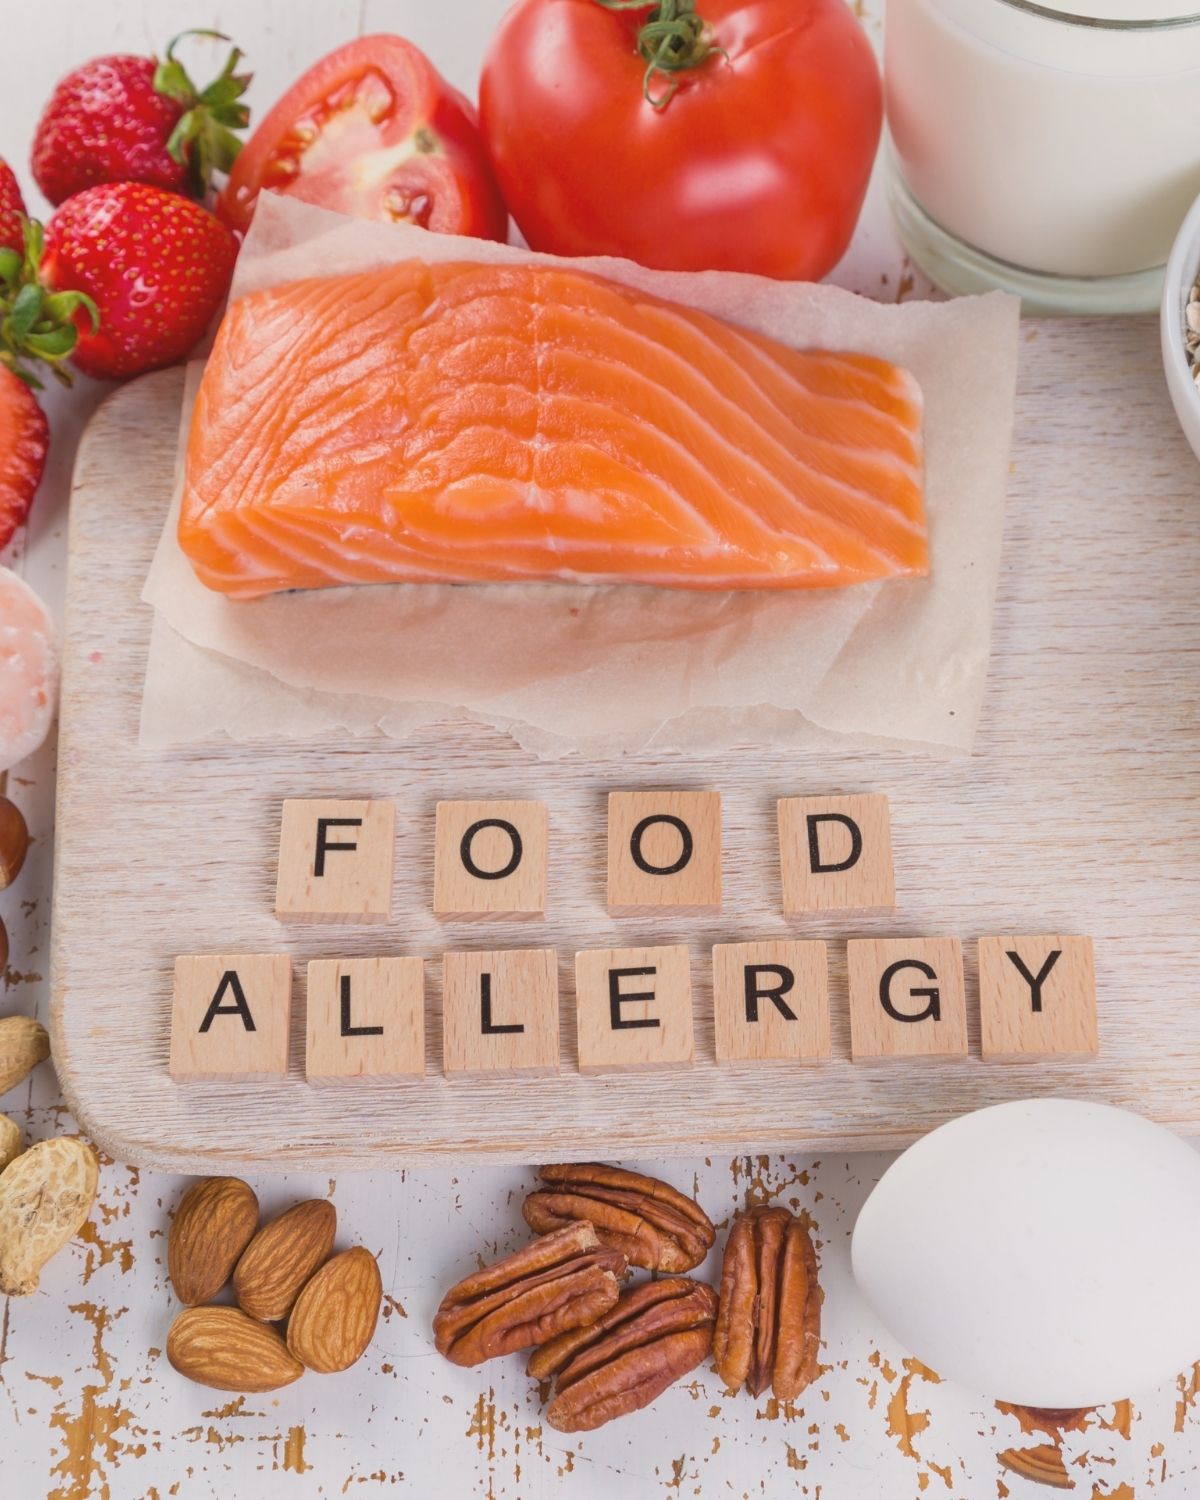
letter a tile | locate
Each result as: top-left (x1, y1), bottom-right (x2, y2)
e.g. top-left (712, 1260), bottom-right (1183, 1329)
top-left (170, 954), bottom-right (292, 1080)
top-left (978, 935), bottom-right (1098, 1061)
top-left (276, 798), bottom-right (395, 923)
top-left (847, 937), bottom-right (966, 1060)
top-left (778, 794), bottom-right (895, 913)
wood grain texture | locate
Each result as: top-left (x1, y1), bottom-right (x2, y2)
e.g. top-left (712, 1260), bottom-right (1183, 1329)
top-left (49, 321), bottom-right (1200, 1167)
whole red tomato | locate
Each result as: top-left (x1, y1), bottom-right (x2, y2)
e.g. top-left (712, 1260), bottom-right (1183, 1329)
top-left (479, 0), bottom-right (882, 280)
top-left (219, 36), bottom-right (507, 240)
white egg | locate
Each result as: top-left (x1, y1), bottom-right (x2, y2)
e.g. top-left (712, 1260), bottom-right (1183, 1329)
top-left (851, 1098), bottom-right (1200, 1407)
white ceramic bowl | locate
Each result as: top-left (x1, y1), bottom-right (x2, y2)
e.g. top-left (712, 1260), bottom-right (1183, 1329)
top-left (1162, 190), bottom-right (1200, 461)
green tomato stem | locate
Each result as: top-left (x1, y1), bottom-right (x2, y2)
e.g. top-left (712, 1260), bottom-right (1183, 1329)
top-left (594, 0), bottom-right (727, 109)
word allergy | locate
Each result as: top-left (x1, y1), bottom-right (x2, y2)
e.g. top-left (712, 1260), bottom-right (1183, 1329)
top-left (168, 791), bottom-right (1099, 1083)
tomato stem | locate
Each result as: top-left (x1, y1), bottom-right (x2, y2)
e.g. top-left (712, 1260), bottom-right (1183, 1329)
top-left (594, 0), bottom-right (727, 109)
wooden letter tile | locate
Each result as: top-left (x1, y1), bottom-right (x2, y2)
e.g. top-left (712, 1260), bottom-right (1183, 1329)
top-left (847, 938), bottom-right (966, 1060)
top-left (433, 800), bottom-right (548, 918)
top-left (606, 791), bottom-right (721, 913)
top-left (978, 935), bottom-right (1098, 1061)
top-left (711, 941), bottom-right (831, 1064)
top-left (442, 948), bottom-right (560, 1077)
top-left (276, 799), bottom-right (395, 923)
top-left (778, 794), bottom-right (895, 913)
top-left (305, 957), bottom-right (425, 1084)
top-left (574, 945), bottom-right (694, 1073)
top-left (170, 955), bottom-right (292, 1080)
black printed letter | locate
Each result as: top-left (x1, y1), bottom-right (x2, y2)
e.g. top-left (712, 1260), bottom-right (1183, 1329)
top-left (460, 819), bottom-right (523, 881)
top-left (1005, 949), bottom-right (1062, 1014)
top-left (198, 970), bottom-right (256, 1033)
top-left (480, 971), bottom-right (523, 1035)
top-left (807, 813), bottom-right (862, 874)
top-left (743, 964), bottom-right (798, 1023)
top-left (879, 959), bottom-right (940, 1024)
top-left (608, 967), bottom-right (660, 1030)
top-left (630, 815), bottom-right (692, 876)
top-left (314, 816), bottom-right (362, 877)
top-left (340, 973), bottom-right (383, 1037)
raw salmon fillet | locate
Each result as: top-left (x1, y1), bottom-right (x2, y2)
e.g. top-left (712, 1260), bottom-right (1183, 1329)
top-left (179, 260), bottom-right (927, 599)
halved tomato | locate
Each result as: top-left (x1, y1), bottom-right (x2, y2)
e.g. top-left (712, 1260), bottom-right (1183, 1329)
top-left (218, 35), bottom-right (507, 239)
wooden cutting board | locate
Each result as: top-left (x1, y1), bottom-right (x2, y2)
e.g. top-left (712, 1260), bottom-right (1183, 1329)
top-left (49, 324), bottom-right (1200, 1173)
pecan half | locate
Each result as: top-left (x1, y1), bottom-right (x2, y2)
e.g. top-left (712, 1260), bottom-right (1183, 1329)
top-left (432, 1222), bottom-right (626, 1368)
top-left (529, 1276), bottom-right (718, 1432)
top-left (712, 1207), bottom-right (821, 1401)
top-left (523, 1163), bottom-right (715, 1273)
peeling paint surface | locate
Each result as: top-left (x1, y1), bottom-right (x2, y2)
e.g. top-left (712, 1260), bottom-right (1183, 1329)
top-left (2, 2), bottom-right (1198, 1497)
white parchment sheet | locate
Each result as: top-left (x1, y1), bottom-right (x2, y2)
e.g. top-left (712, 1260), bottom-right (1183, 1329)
top-left (141, 195), bottom-right (1019, 758)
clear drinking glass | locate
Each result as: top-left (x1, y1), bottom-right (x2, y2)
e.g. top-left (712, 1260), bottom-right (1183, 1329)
top-left (884, 0), bottom-right (1200, 312)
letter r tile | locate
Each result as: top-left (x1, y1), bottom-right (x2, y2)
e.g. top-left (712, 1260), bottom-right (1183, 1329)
top-left (275, 798), bottom-right (395, 923)
top-left (847, 937), bottom-right (966, 1060)
top-left (779, 794), bottom-right (895, 913)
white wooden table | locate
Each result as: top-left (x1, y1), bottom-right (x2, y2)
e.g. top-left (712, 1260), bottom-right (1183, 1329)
top-left (3, 4), bottom-right (1198, 1497)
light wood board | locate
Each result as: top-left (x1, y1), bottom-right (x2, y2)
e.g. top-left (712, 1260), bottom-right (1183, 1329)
top-left (49, 323), bottom-right (1200, 1171)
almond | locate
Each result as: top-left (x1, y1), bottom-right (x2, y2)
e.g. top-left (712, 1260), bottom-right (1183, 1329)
top-left (168, 1176), bottom-right (259, 1306)
top-left (0, 1015), bottom-right (50, 1095)
top-left (234, 1198), bottom-right (336, 1321)
top-left (167, 1305), bottom-right (304, 1392)
top-left (0, 1135), bottom-right (98, 1295)
top-left (287, 1246), bottom-right (382, 1373)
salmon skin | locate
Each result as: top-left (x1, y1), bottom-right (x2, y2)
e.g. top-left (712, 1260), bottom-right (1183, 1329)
top-left (179, 260), bottom-right (928, 599)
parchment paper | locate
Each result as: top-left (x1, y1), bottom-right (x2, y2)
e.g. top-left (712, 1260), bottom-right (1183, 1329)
top-left (140, 194), bottom-right (1020, 758)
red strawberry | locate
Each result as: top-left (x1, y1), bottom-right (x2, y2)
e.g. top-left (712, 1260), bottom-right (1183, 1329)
top-left (0, 159), bottom-right (25, 255)
top-left (0, 367), bottom-right (48, 549)
top-left (38, 183), bottom-right (237, 379)
top-left (31, 31), bottom-right (251, 206)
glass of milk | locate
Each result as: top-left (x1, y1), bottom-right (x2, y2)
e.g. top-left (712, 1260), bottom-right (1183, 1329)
top-left (885, 0), bottom-right (1200, 312)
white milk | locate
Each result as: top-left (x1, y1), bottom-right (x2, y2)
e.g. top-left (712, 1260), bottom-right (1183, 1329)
top-left (885, 0), bottom-right (1200, 300)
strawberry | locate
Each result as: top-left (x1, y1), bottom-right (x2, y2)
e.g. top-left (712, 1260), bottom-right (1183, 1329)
top-left (31, 31), bottom-right (251, 205)
top-left (0, 366), bottom-right (48, 549)
top-left (32, 183), bottom-right (238, 379)
top-left (0, 159), bottom-right (25, 255)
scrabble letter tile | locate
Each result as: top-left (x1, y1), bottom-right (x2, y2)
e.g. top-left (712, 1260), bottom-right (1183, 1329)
top-left (305, 957), bottom-right (426, 1083)
top-left (433, 800), bottom-right (548, 918)
top-left (276, 798), bottom-right (395, 923)
top-left (711, 941), bottom-right (831, 1064)
top-left (847, 938), bottom-right (966, 1060)
top-left (574, 945), bottom-right (694, 1073)
top-left (170, 954), bottom-right (292, 1080)
top-left (778, 794), bottom-right (895, 914)
top-left (607, 791), bottom-right (721, 913)
top-left (978, 935), bottom-right (1098, 1061)
top-left (442, 948), bottom-right (560, 1077)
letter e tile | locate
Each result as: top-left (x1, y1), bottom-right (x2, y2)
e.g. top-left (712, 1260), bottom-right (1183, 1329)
top-left (575, 945), bottom-right (694, 1073)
